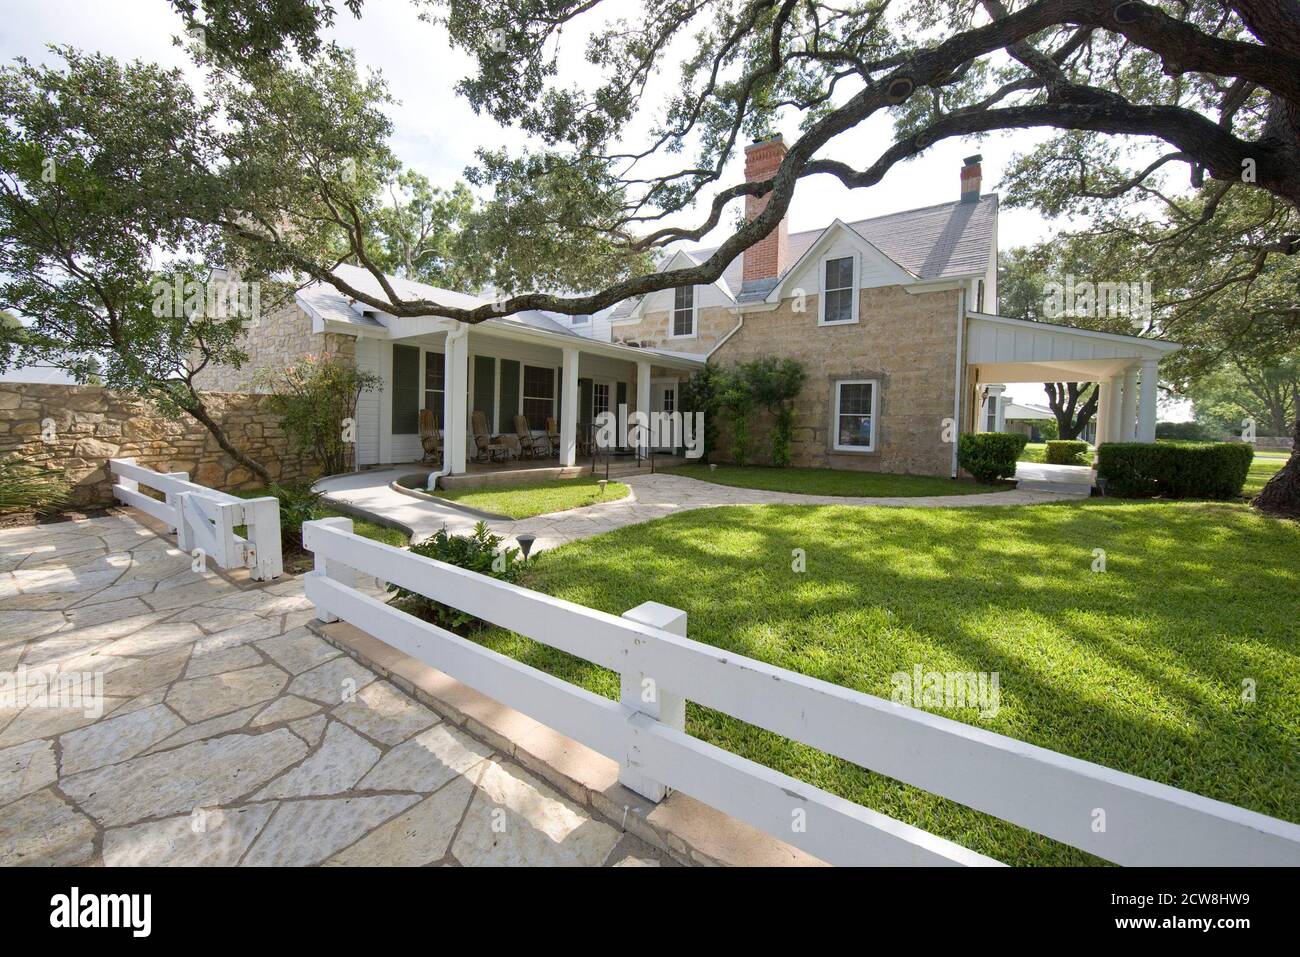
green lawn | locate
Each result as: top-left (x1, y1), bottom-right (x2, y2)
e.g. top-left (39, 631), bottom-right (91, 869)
top-left (1243, 452), bottom-right (1288, 497)
top-left (663, 463), bottom-right (1001, 497)
top-left (1019, 442), bottom-right (1047, 463)
top-left (475, 499), bottom-right (1300, 866)
top-left (434, 477), bottom-right (630, 519)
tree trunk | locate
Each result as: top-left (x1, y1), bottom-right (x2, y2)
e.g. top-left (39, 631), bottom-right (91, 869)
top-left (1045, 382), bottom-right (1099, 440)
top-left (183, 396), bottom-right (273, 487)
top-left (1252, 387), bottom-right (1300, 518)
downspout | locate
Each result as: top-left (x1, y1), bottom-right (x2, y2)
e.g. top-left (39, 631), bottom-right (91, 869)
top-left (428, 322), bottom-right (470, 490)
top-left (951, 288), bottom-right (966, 478)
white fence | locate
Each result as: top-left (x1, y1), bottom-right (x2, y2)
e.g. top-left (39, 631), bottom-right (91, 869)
top-left (303, 517), bottom-right (1300, 867)
top-left (110, 458), bottom-right (282, 581)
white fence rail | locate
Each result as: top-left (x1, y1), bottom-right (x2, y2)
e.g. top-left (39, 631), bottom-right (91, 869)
top-left (302, 517), bottom-right (1300, 867)
top-left (109, 458), bottom-right (282, 580)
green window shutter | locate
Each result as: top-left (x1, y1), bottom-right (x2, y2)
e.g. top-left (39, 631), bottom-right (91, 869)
top-left (391, 344), bottom-right (420, 435)
top-left (472, 355), bottom-right (496, 430)
top-left (499, 359), bottom-right (520, 432)
top-left (616, 381), bottom-right (628, 412)
top-left (556, 367), bottom-right (563, 421)
top-left (579, 378), bottom-right (593, 426)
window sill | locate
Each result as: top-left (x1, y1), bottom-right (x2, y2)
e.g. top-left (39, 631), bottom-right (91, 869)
top-left (831, 445), bottom-right (877, 455)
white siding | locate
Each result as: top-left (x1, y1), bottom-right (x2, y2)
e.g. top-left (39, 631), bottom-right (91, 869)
top-left (355, 338), bottom-right (381, 466)
top-left (784, 227), bottom-right (913, 296)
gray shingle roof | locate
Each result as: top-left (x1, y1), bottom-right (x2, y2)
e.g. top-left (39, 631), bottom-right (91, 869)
top-left (697, 194), bottom-right (998, 291)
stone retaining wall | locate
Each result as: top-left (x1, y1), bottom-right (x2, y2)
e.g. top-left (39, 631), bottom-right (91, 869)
top-left (0, 383), bottom-right (315, 506)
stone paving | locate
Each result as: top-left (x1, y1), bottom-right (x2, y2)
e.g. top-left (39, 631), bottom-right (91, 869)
top-left (319, 468), bottom-right (1073, 552)
top-left (0, 513), bottom-right (667, 866)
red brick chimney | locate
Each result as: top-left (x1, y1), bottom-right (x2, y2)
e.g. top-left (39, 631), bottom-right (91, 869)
top-left (961, 154), bottom-right (982, 203)
top-left (742, 135), bottom-right (790, 282)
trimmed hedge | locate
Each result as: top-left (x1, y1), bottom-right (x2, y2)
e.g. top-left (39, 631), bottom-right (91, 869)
top-left (958, 432), bottom-right (1028, 483)
top-left (1096, 441), bottom-right (1254, 499)
top-left (1045, 440), bottom-right (1090, 465)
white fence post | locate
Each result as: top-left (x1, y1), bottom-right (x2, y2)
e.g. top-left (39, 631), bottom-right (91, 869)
top-left (309, 517), bottom-right (354, 623)
top-left (620, 600), bottom-right (687, 802)
top-left (241, 495), bottom-right (283, 581)
top-left (164, 471), bottom-right (189, 536)
top-left (116, 456), bottom-right (139, 495)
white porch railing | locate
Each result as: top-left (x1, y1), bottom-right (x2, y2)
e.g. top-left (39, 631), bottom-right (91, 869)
top-left (302, 516), bottom-right (1300, 867)
top-left (109, 457), bottom-right (283, 581)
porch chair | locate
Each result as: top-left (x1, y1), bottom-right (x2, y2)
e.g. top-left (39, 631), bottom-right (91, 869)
top-left (513, 415), bottom-right (545, 459)
top-left (471, 409), bottom-right (511, 463)
top-left (545, 417), bottom-right (561, 458)
top-left (418, 408), bottom-right (442, 466)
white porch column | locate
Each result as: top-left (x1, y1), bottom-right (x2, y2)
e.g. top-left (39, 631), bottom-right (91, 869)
top-left (1120, 365), bottom-right (1139, 441)
top-left (1108, 374), bottom-right (1124, 444)
top-left (981, 384), bottom-right (1006, 432)
top-left (1137, 357), bottom-right (1159, 442)
top-left (1094, 381), bottom-right (1111, 447)
top-left (445, 326), bottom-right (469, 474)
top-left (560, 347), bottom-right (579, 466)
top-left (636, 360), bottom-right (652, 455)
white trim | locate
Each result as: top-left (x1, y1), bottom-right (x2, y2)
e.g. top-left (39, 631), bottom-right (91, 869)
top-left (521, 361), bottom-right (557, 431)
top-left (967, 311), bottom-right (1182, 353)
top-left (818, 252), bottom-right (860, 326)
top-left (951, 288), bottom-right (965, 478)
top-left (769, 218), bottom-right (915, 304)
top-left (832, 378), bottom-right (879, 452)
top-left (669, 284), bottom-right (699, 339)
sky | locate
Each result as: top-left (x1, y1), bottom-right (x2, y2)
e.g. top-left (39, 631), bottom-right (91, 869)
top-left (0, 0), bottom-right (1159, 408)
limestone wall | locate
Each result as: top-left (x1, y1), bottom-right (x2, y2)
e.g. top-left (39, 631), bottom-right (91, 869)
top-left (191, 302), bottom-right (357, 393)
top-left (711, 285), bottom-right (962, 476)
top-left (0, 384), bottom-right (315, 507)
top-left (612, 305), bottom-right (737, 354)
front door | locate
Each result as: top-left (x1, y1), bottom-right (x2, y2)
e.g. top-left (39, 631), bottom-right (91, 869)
top-left (650, 379), bottom-right (680, 452)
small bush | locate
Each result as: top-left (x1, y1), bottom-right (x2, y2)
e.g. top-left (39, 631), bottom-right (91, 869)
top-left (388, 522), bottom-right (523, 632)
top-left (958, 432), bottom-right (1027, 483)
top-left (1045, 440), bottom-right (1090, 465)
top-left (1155, 421), bottom-right (1218, 442)
top-left (0, 455), bottom-right (70, 514)
top-left (1096, 442), bottom-right (1254, 499)
top-left (267, 482), bottom-right (323, 552)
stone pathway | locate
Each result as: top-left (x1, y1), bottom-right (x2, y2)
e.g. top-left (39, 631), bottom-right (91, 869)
top-left (318, 468), bottom-right (1074, 553)
top-left (0, 513), bottom-right (667, 866)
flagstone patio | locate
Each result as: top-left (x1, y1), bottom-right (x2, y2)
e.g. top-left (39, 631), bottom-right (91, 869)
top-left (0, 512), bottom-right (669, 866)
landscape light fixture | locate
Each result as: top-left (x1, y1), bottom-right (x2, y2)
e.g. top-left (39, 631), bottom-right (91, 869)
top-left (516, 534), bottom-right (536, 561)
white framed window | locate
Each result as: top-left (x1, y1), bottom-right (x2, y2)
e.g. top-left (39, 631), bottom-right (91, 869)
top-left (983, 391), bottom-right (1000, 432)
top-left (819, 254), bottom-right (858, 325)
top-left (571, 313), bottom-right (589, 325)
top-left (522, 364), bottom-right (556, 431)
top-left (671, 286), bottom-right (697, 338)
top-left (833, 379), bottom-right (877, 451)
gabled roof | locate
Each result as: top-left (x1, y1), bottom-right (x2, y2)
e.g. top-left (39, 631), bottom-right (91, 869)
top-left (696, 194), bottom-right (998, 291)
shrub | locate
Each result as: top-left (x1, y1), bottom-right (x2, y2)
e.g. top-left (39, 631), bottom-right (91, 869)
top-left (1096, 442), bottom-right (1254, 499)
top-left (387, 521), bottom-right (523, 632)
top-left (261, 354), bottom-right (381, 477)
top-left (958, 432), bottom-right (1027, 482)
top-left (267, 482), bottom-right (323, 552)
top-left (0, 455), bottom-right (70, 514)
top-left (1156, 421), bottom-right (1218, 442)
top-left (1045, 440), bottom-right (1090, 465)
top-left (741, 356), bottom-right (807, 467)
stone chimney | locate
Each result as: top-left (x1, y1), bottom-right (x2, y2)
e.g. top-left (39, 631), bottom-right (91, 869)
top-left (961, 154), bottom-right (982, 203)
top-left (742, 135), bottom-right (790, 282)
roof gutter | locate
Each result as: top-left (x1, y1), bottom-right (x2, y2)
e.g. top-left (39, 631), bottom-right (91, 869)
top-left (951, 287), bottom-right (966, 479)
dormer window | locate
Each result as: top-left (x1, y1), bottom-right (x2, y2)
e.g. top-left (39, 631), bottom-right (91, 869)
top-left (819, 255), bottom-right (858, 325)
top-left (572, 314), bottom-right (589, 325)
top-left (672, 286), bottom-right (697, 338)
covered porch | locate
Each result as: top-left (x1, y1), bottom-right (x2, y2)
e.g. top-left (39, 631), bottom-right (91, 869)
top-left (964, 312), bottom-right (1182, 446)
top-left (345, 317), bottom-right (703, 484)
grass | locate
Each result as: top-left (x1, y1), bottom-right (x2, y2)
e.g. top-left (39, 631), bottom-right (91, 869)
top-left (232, 487), bottom-right (407, 573)
top-left (1019, 442), bottom-right (1047, 463)
top-left (1243, 451), bottom-right (1288, 498)
top-left (434, 477), bottom-right (630, 519)
top-left (663, 463), bottom-right (1001, 497)
top-left (473, 499), bottom-right (1300, 866)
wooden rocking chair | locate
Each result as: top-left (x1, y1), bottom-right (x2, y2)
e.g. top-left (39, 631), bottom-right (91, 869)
top-left (418, 408), bottom-right (442, 466)
top-left (472, 409), bottom-right (511, 463)
top-left (513, 415), bottom-right (545, 459)
top-left (545, 416), bottom-right (561, 458)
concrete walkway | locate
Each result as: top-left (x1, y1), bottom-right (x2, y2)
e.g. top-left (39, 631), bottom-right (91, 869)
top-left (317, 468), bottom-right (1075, 553)
top-left (1014, 461), bottom-right (1096, 496)
top-left (0, 513), bottom-right (666, 866)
